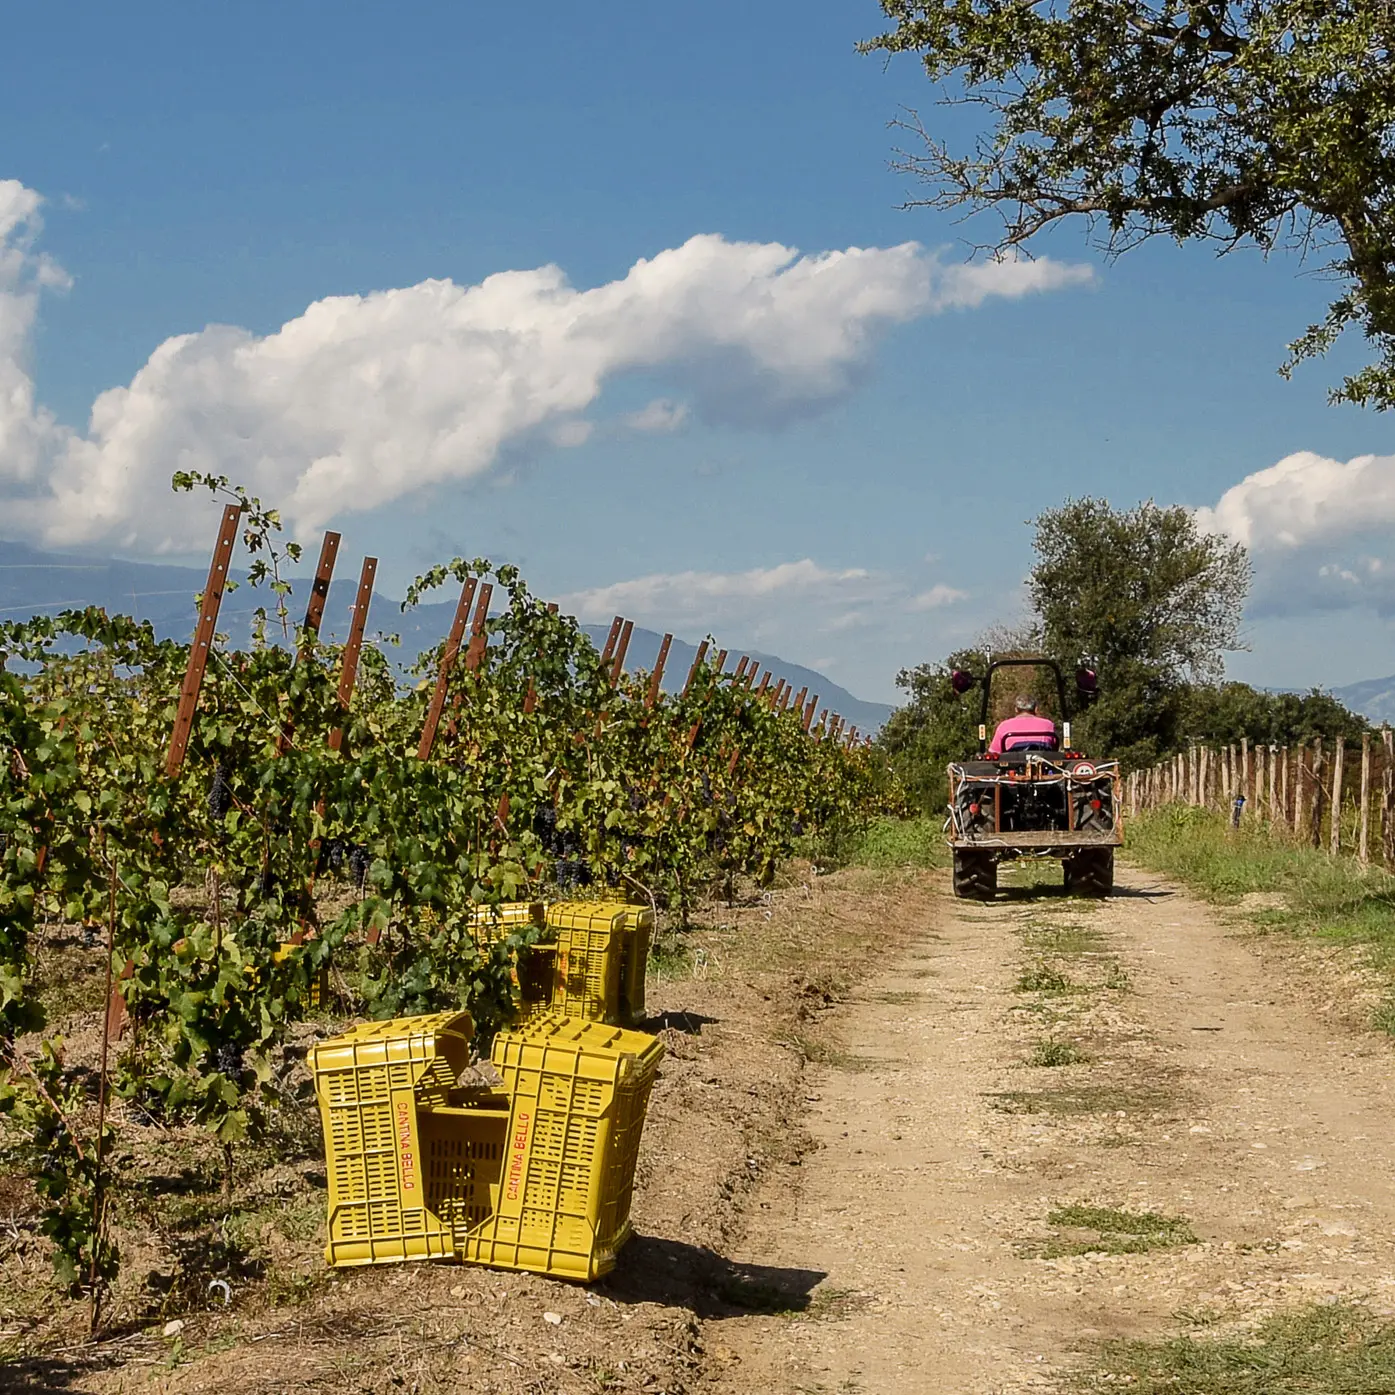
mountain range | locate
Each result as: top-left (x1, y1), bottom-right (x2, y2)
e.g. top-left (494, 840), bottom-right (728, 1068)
top-left (1330, 676), bottom-right (1395, 726)
top-left (0, 539), bottom-right (895, 734)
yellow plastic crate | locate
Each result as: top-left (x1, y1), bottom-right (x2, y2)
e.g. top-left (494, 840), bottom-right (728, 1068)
top-left (272, 941), bottom-right (329, 1009)
top-left (466, 901), bottom-right (545, 948)
top-left (615, 905), bottom-right (654, 1028)
top-left (458, 1015), bottom-right (665, 1281)
top-left (543, 902), bottom-right (628, 1023)
top-left (311, 1011), bottom-right (474, 1267)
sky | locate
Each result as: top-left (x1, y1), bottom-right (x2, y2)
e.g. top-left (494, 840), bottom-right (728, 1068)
top-left (2, 2), bottom-right (1394, 703)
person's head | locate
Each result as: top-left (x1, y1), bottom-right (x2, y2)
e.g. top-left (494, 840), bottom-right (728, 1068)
top-left (1014, 694), bottom-right (1037, 714)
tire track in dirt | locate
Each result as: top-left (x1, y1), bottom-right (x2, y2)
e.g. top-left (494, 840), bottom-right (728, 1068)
top-left (704, 863), bottom-right (1395, 1394)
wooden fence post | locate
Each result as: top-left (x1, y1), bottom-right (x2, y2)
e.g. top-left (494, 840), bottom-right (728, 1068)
top-left (1309, 737), bottom-right (1325, 847)
top-left (1360, 731), bottom-right (1372, 864)
top-left (1292, 746), bottom-right (1304, 836)
top-left (1383, 727), bottom-right (1395, 866)
top-left (1330, 735), bottom-right (1346, 856)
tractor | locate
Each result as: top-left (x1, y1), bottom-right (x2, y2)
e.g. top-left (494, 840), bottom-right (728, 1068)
top-left (945, 656), bottom-right (1120, 899)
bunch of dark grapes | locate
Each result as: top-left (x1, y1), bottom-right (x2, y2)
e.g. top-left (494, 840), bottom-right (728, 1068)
top-left (554, 858), bottom-right (593, 890)
top-left (207, 761), bottom-right (232, 823)
top-left (626, 785), bottom-right (643, 814)
top-left (325, 838), bottom-right (346, 872)
top-left (532, 804), bottom-right (562, 853)
top-left (0, 831), bottom-right (8, 857)
top-left (348, 844), bottom-right (370, 890)
top-left (699, 771), bottom-right (713, 805)
top-left (212, 1042), bottom-right (245, 1080)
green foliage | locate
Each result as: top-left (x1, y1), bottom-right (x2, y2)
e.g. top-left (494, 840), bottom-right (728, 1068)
top-left (1030, 498), bottom-right (1250, 766)
top-left (863, 1), bottom-right (1395, 409)
top-left (1180, 681), bottom-right (1368, 746)
top-left (876, 653), bottom-right (979, 812)
top-left (1070, 1303), bottom-right (1395, 1394)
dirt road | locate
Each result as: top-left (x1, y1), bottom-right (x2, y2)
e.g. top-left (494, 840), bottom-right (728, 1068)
top-left (707, 862), bottom-right (1395, 1394)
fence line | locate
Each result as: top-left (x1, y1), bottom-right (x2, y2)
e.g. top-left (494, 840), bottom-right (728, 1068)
top-left (1127, 728), bottom-right (1395, 868)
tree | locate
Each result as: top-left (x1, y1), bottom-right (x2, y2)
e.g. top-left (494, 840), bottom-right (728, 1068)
top-left (1028, 498), bottom-right (1250, 764)
top-left (862, 2), bottom-right (1395, 407)
top-left (878, 653), bottom-right (981, 811)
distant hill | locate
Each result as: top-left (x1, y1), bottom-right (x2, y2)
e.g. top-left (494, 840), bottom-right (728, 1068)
top-left (0, 540), bottom-right (893, 733)
top-left (1332, 676), bottom-right (1395, 726)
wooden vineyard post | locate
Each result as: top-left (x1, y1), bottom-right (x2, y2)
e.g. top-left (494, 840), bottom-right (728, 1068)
top-left (1223, 746), bottom-right (1233, 799)
top-left (714, 649), bottom-right (728, 673)
top-left (165, 503), bottom-right (243, 778)
top-left (1200, 746), bottom-right (1211, 809)
top-left (463, 584), bottom-right (493, 674)
top-left (1360, 732), bottom-right (1372, 864)
top-left (609, 619), bottom-right (633, 686)
top-left (646, 634), bottom-right (672, 707)
top-left (276, 530), bottom-right (341, 754)
top-left (417, 577), bottom-right (478, 761)
top-left (793, 685), bottom-right (807, 714)
top-left (1331, 735), bottom-right (1346, 856)
top-left (733, 656), bottom-right (749, 683)
top-left (600, 617), bottom-right (623, 666)
top-left (1240, 737), bottom-right (1250, 814)
top-left (1384, 728), bottom-right (1395, 866)
top-left (1292, 746), bottom-right (1304, 836)
top-left (329, 556), bottom-right (377, 752)
top-left (802, 695), bottom-right (819, 733)
top-left (681, 640), bottom-right (709, 699)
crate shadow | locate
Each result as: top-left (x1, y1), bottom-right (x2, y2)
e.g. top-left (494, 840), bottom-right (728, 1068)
top-left (602, 1234), bottom-right (825, 1317)
top-left (642, 1010), bottom-right (717, 1035)
top-left (0, 1354), bottom-right (120, 1394)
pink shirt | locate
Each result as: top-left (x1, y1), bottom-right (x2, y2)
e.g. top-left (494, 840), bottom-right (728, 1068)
top-left (988, 713), bottom-right (1057, 755)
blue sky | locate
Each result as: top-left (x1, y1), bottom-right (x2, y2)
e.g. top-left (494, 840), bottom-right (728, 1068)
top-left (2, 1), bottom-right (1393, 701)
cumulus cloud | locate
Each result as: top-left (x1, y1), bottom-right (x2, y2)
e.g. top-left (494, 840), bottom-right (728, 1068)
top-left (908, 583), bottom-right (968, 610)
top-left (0, 178), bottom-right (1092, 550)
top-left (1196, 450), bottom-right (1395, 550)
top-left (1198, 450), bottom-right (1395, 616)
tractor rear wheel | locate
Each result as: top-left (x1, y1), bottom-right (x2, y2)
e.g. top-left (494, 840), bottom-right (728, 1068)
top-left (952, 849), bottom-right (997, 900)
top-left (1064, 848), bottom-right (1113, 897)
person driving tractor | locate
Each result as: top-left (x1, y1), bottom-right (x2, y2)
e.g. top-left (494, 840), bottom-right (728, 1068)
top-left (987, 694), bottom-right (1057, 756)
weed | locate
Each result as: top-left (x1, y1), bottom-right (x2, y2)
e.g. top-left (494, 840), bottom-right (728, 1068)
top-left (782, 1034), bottom-right (876, 1072)
top-left (1029, 1039), bottom-right (1087, 1067)
top-left (1016, 963), bottom-right (1077, 994)
top-left (1102, 961), bottom-right (1133, 991)
top-left (1069, 1302), bottom-right (1395, 1394)
top-left (1035, 1203), bottom-right (1197, 1258)
top-left (649, 936), bottom-right (694, 979)
top-left (1020, 922), bottom-right (1105, 955)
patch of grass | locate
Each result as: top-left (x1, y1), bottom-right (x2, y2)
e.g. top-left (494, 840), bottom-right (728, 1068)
top-left (1016, 963), bottom-right (1077, 994)
top-left (804, 1285), bottom-right (872, 1320)
top-left (1102, 960), bottom-right (1132, 991)
top-left (1130, 808), bottom-right (1395, 959)
top-left (1029, 1039), bottom-right (1088, 1067)
top-left (1020, 921), bottom-right (1106, 955)
top-left (836, 816), bottom-right (948, 870)
top-left (1043, 1203), bottom-right (1196, 1257)
top-left (1070, 1302), bottom-right (1395, 1394)
top-left (872, 989), bottom-right (926, 1005)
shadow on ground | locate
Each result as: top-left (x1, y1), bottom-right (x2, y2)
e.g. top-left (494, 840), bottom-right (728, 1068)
top-left (602, 1234), bottom-right (826, 1317)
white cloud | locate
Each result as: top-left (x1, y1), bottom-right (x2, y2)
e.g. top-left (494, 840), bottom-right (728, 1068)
top-left (908, 583), bottom-right (968, 610)
top-left (624, 398), bottom-right (689, 433)
top-left (558, 559), bottom-right (872, 622)
top-left (1199, 450), bottom-right (1395, 617)
top-left (1196, 450), bottom-right (1395, 550)
top-left (0, 180), bottom-right (1092, 550)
